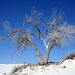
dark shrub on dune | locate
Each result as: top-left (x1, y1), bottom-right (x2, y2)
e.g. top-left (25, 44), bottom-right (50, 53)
top-left (64, 53), bottom-right (75, 60)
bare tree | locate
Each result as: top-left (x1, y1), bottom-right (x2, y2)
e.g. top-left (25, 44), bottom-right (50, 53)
top-left (0, 8), bottom-right (75, 65)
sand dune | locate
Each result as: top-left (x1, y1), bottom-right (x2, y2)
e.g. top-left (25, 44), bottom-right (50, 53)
top-left (0, 59), bottom-right (75, 75)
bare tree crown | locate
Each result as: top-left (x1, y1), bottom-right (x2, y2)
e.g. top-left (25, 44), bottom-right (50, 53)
top-left (0, 8), bottom-right (75, 65)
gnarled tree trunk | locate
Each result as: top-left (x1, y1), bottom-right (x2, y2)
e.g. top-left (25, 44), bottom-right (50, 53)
top-left (44, 48), bottom-right (50, 65)
top-left (44, 44), bottom-right (54, 65)
top-left (30, 43), bottom-right (44, 65)
top-left (26, 40), bottom-right (44, 65)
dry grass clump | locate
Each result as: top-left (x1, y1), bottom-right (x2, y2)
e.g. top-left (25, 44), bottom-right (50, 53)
top-left (10, 66), bottom-right (20, 75)
top-left (59, 52), bottom-right (75, 64)
top-left (10, 64), bottom-right (33, 75)
top-left (62, 65), bottom-right (66, 68)
top-left (10, 64), bottom-right (28, 75)
top-left (64, 53), bottom-right (75, 60)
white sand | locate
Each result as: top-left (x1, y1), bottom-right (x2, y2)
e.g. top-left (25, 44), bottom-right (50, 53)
top-left (0, 59), bottom-right (75, 75)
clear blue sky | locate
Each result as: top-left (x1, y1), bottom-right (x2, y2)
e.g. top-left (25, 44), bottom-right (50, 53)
top-left (0, 0), bottom-right (75, 64)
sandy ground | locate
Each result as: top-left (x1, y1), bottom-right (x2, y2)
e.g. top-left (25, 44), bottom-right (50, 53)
top-left (0, 59), bottom-right (75, 75)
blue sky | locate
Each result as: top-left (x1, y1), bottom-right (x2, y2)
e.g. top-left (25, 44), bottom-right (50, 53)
top-left (0, 0), bottom-right (75, 64)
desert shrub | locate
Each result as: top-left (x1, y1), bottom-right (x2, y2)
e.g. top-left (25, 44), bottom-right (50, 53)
top-left (64, 53), bottom-right (75, 60)
top-left (10, 66), bottom-right (19, 75)
top-left (10, 64), bottom-right (32, 75)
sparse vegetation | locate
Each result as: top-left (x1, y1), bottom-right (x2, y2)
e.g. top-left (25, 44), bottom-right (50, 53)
top-left (10, 66), bottom-right (19, 75)
top-left (64, 53), bottom-right (75, 60)
top-left (10, 64), bottom-right (33, 75)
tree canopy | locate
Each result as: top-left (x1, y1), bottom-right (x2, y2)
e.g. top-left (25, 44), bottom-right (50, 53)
top-left (0, 8), bottom-right (75, 65)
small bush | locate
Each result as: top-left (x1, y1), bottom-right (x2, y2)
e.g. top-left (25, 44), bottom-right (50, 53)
top-left (10, 66), bottom-right (19, 75)
top-left (64, 53), bottom-right (75, 60)
top-left (10, 64), bottom-right (31, 75)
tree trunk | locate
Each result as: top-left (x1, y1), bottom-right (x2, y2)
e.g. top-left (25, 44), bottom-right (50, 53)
top-left (27, 40), bottom-right (44, 65)
top-left (44, 48), bottom-right (51, 65)
top-left (31, 43), bottom-right (44, 65)
top-left (44, 44), bottom-right (53, 65)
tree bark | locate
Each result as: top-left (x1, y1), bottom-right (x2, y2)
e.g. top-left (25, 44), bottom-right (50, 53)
top-left (44, 48), bottom-right (50, 65)
top-left (26, 40), bottom-right (44, 65)
top-left (44, 44), bottom-right (53, 65)
top-left (30, 42), bottom-right (44, 65)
